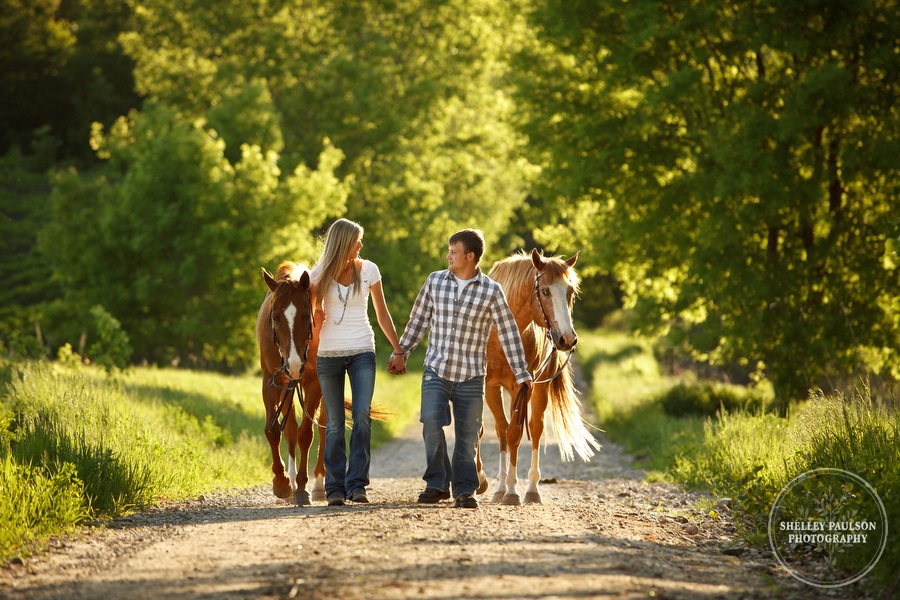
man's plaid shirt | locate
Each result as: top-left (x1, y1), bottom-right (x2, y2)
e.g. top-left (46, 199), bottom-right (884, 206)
top-left (399, 268), bottom-right (532, 384)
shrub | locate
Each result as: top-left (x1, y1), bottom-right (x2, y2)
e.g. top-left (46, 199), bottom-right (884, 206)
top-left (86, 305), bottom-right (132, 372)
top-left (660, 379), bottom-right (772, 417)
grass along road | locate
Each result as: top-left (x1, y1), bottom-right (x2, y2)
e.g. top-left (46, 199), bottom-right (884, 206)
top-left (1, 385), bottom-right (826, 599)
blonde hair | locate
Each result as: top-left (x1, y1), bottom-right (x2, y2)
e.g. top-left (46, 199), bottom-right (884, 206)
top-left (310, 218), bottom-right (363, 304)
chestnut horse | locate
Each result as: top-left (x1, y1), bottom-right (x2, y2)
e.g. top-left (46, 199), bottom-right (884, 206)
top-left (479, 249), bottom-right (600, 504)
top-left (256, 262), bottom-right (327, 505)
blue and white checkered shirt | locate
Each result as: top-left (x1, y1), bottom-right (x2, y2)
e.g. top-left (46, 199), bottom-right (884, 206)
top-left (399, 268), bottom-right (532, 384)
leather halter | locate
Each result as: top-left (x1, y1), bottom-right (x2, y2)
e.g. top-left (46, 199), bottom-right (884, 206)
top-left (266, 288), bottom-right (313, 433)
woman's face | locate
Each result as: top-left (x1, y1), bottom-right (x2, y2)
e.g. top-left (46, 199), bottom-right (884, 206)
top-left (349, 235), bottom-right (363, 261)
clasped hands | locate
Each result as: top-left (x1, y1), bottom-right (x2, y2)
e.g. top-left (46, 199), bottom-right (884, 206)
top-left (387, 352), bottom-right (407, 375)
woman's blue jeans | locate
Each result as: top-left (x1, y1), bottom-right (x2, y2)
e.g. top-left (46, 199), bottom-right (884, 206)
top-left (317, 351), bottom-right (376, 498)
top-left (419, 368), bottom-right (485, 497)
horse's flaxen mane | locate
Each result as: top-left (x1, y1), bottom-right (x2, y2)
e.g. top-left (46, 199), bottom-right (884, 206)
top-left (489, 251), bottom-right (580, 296)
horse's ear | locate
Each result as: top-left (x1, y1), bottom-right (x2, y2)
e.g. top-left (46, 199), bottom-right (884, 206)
top-left (565, 251), bottom-right (579, 267)
top-left (298, 270), bottom-right (310, 289)
top-left (262, 268), bottom-right (278, 292)
top-left (531, 248), bottom-right (546, 272)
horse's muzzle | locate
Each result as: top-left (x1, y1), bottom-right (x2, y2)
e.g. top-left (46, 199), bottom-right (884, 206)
top-left (552, 330), bottom-right (578, 352)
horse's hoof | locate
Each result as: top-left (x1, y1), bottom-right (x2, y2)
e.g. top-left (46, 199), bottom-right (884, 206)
top-left (477, 472), bottom-right (489, 495)
top-left (294, 489), bottom-right (311, 506)
top-left (524, 491), bottom-right (543, 504)
top-left (311, 488), bottom-right (327, 502)
top-left (273, 482), bottom-right (292, 499)
top-left (491, 490), bottom-right (506, 504)
top-left (502, 493), bottom-right (522, 506)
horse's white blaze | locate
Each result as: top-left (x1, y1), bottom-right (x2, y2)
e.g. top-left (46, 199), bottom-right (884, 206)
top-left (287, 454), bottom-right (298, 491)
top-left (549, 280), bottom-right (577, 342)
top-left (283, 303), bottom-right (304, 378)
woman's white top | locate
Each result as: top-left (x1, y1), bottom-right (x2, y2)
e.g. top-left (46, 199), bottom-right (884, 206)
top-left (317, 259), bottom-right (381, 357)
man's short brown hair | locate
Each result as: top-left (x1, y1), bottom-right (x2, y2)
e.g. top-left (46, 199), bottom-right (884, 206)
top-left (449, 229), bottom-right (485, 262)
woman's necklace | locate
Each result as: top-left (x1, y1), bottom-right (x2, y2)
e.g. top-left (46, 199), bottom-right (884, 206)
top-left (333, 283), bottom-right (349, 325)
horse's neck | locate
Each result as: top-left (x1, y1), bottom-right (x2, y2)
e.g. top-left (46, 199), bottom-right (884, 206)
top-left (509, 284), bottom-right (536, 333)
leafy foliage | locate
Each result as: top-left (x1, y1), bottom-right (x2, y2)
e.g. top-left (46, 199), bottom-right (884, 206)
top-left (1, 0), bottom-right (898, 401)
top-left (514, 0), bottom-right (900, 407)
top-left (0, 0), bottom-right (140, 162)
top-left (44, 101), bottom-right (347, 368)
top-left (86, 305), bottom-right (132, 372)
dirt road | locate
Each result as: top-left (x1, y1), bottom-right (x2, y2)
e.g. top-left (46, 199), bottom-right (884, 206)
top-left (1, 395), bottom-right (831, 599)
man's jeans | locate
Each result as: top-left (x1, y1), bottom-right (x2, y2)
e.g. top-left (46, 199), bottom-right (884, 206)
top-left (419, 368), bottom-right (485, 497)
top-left (317, 351), bottom-right (376, 498)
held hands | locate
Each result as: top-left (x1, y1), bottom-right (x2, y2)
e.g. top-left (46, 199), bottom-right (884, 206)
top-left (387, 352), bottom-right (407, 375)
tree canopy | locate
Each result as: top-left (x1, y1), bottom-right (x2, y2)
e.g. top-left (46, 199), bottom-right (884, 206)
top-left (2, 0), bottom-right (898, 404)
top-left (515, 0), bottom-right (900, 407)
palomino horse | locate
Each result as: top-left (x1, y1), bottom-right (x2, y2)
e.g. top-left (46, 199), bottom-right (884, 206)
top-left (256, 261), bottom-right (327, 505)
top-left (479, 249), bottom-right (600, 504)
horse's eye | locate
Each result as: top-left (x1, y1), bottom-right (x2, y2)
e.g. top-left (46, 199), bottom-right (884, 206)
top-left (542, 288), bottom-right (551, 297)
top-left (272, 315), bottom-right (280, 322)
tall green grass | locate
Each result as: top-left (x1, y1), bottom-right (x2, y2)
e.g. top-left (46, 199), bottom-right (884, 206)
top-left (0, 356), bottom-right (422, 563)
top-left (578, 326), bottom-right (900, 591)
top-left (0, 457), bottom-right (89, 560)
top-left (577, 328), bottom-right (704, 476)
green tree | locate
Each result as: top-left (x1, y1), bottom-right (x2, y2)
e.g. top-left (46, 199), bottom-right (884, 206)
top-left (0, 148), bottom-right (59, 358)
top-left (44, 101), bottom-right (347, 368)
top-left (117, 0), bottom-right (537, 317)
top-left (86, 304), bottom-right (132, 372)
top-left (0, 0), bottom-right (76, 154)
top-left (0, 0), bottom-right (140, 162)
top-left (515, 0), bottom-right (900, 409)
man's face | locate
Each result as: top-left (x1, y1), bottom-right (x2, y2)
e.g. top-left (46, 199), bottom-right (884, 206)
top-left (447, 242), bottom-right (473, 275)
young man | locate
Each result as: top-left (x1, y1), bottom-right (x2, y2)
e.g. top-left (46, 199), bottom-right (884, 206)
top-left (389, 229), bottom-right (533, 508)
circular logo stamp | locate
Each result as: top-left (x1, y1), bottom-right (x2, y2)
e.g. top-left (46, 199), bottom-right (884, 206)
top-left (768, 468), bottom-right (888, 588)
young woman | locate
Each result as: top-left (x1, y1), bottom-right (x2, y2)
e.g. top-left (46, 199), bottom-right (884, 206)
top-left (310, 218), bottom-right (404, 506)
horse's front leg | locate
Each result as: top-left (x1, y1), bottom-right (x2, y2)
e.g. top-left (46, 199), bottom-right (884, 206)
top-left (264, 383), bottom-right (292, 499)
top-left (310, 381), bottom-right (327, 502)
top-left (283, 407), bottom-right (299, 495)
top-left (524, 384), bottom-right (550, 504)
top-left (484, 385), bottom-right (508, 502)
top-left (500, 386), bottom-right (524, 505)
top-left (294, 404), bottom-right (315, 506)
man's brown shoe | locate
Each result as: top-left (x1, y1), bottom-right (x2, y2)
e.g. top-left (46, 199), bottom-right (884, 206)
top-left (417, 488), bottom-right (451, 503)
top-left (453, 494), bottom-right (478, 509)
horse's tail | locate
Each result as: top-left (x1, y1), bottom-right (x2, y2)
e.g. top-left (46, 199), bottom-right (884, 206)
top-left (544, 348), bottom-right (602, 462)
top-left (341, 398), bottom-right (393, 422)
